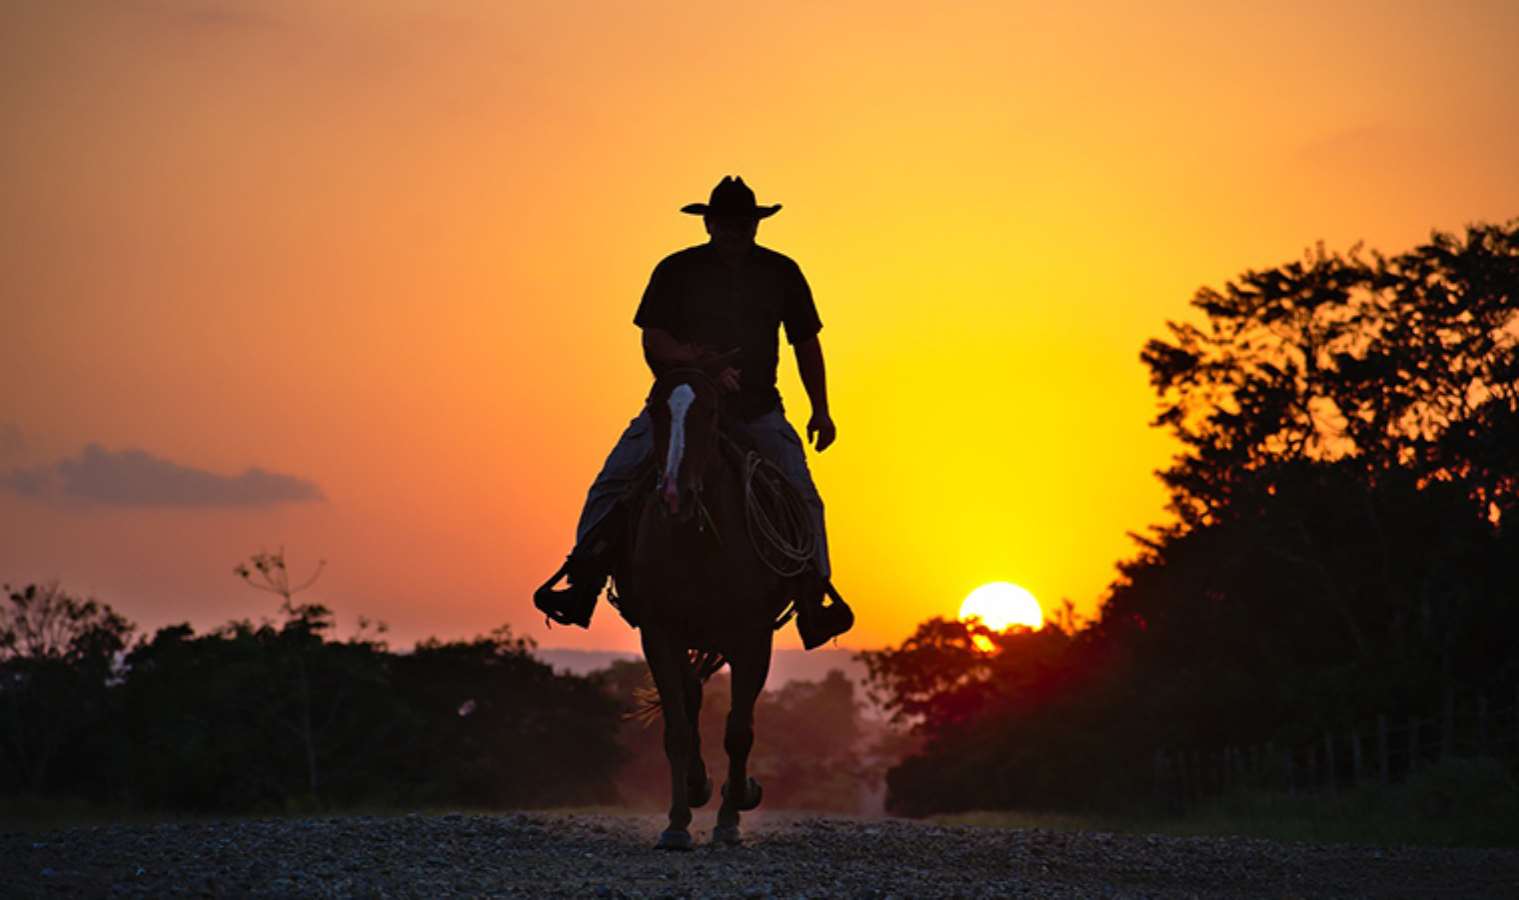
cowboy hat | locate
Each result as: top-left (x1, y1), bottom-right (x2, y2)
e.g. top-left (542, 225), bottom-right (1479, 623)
top-left (680, 176), bottom-right (781, 219)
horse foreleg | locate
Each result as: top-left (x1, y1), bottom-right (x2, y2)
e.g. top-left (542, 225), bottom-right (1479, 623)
top-left (715, 633), bottom-right (771, 846)
top-left (642, 628), bottom-right (695, 851)
top-left (681, 662), bottom-right (712, 807)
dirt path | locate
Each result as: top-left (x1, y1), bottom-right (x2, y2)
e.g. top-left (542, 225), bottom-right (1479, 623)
top-left (4, 811), bottom-right (1515, 898)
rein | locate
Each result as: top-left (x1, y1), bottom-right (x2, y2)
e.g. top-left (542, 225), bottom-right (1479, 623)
top-left (659, 366), bottom-right (722, 396)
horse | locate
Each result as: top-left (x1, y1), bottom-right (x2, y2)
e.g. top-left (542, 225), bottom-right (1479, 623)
top-left (621, 366), bottom-right (792, 850)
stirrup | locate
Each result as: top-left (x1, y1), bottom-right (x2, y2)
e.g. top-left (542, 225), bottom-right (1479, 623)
top-left (797, 580), bottom-right (853, 650)
top-left (533, 558), bottom-right (601, 628)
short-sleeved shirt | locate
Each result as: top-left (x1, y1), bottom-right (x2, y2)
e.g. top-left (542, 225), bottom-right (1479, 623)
top-left (633, 242), bottom-right (822, 421)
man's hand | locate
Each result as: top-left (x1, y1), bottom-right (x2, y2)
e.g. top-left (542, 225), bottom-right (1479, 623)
top-left (645, 333), bottom-right (730, 369)
top-left (717, 366), bottom-right (741, 393)
top-left (692, 346), bottom-right (742, 394)
top-left (807, 410), bottom-right (837, 452)
top-left (794, 336), bottom-right (834, 451)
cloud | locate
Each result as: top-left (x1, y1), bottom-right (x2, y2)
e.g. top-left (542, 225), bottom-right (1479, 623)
top-left (1, 443), bottom-right (323, 508)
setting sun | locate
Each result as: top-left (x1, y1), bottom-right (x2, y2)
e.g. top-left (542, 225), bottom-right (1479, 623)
top-left (959, 582), bottom-right (1044, 632)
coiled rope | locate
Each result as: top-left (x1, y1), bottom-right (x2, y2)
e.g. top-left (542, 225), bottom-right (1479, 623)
top-left (742, 450), bottom-right (817, 578)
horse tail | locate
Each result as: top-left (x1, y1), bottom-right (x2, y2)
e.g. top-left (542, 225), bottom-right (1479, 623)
top-left (626, 649), bottom-right (728, 724)
top-left (628, 683), bottom-right (663, 725)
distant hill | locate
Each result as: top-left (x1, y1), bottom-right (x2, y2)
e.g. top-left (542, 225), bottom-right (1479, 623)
top-left (535, 647), bottom-right (869, 689)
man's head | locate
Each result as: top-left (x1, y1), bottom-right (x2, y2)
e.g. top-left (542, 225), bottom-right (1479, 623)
top-left (682, 176), bottom-right (778, 251)
top-left (704, 213), bottom-right (759, 250)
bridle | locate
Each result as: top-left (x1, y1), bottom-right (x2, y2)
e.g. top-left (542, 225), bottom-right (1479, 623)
top-left (655, 368), bottom-right (724, 534)
top-left (654, 368), bottom-right (815, 577)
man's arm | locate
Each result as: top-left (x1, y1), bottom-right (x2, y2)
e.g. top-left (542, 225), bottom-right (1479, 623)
top-left (794, 336), bottom-right (835, 451)
top-left (641, 327), bottom-right (698, 372)
top-left (642, 328), bottom-right (741, 393)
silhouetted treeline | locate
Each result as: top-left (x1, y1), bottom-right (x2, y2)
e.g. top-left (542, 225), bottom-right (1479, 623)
top-left (1, 581), bottom-right (891, 817)
top-left (0, 583), bottom-right (624, 813)
top-left (865, 220), bottom-right (1519, 816)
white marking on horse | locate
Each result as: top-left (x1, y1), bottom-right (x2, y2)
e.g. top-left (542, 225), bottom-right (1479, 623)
top-left (663, 384), bottom-right (695, 510)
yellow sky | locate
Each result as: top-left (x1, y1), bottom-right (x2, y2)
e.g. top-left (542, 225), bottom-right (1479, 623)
top-left (3, 0), bottom-right (1517, 652)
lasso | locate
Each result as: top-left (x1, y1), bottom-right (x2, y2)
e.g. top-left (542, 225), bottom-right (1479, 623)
top-left (742, 450), bottom-right (816, 578)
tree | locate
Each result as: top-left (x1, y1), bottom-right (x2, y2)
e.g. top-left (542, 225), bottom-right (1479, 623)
top-left (865, 220), bottom-right (1519, 817)
top-left (392, 628), bottom-right (625, 807)
top-left (0, 582), bottom-right (133, 794)
top-left (232, 548), bottom-right (332, 796)
top-left (750, 670), bottom-right (866, 810)
top-left (1136, 221), bottom-right (1518, 689)
top-left (1141, 221), bottom-right (1519, 528)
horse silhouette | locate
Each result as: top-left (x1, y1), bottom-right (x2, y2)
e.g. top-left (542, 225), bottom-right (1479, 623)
top-left (621, 365), bottom-right (793, 849)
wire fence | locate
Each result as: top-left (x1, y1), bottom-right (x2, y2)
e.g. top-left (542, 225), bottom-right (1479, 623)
top-left (1155, 686), bottom-right (1519, 809)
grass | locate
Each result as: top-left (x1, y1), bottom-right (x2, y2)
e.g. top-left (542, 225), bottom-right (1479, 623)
top-left (932, 757), bottom-right (1519, 849)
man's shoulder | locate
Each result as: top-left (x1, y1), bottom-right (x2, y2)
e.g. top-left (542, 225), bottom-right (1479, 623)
top-left (752, 244), bottom-right (802, 272)
top-left (653, 244), bottom-right (713, 272)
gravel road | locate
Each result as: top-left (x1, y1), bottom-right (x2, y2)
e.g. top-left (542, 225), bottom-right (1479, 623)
top-left (4, 811), bottom-right (1515, 898)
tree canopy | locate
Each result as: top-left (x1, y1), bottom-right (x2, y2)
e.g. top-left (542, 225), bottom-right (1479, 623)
top-left (866, 220), bottom-right (1519, 816)
top-left (0, 581), bottom-right (625, 813)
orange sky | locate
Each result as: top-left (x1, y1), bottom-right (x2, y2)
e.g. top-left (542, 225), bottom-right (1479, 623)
top-left (3, 0), bottom-right (1518, 653)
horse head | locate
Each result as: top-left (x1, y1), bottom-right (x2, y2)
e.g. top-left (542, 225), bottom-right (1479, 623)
top-left (648, 367), bottom-right (723, 520)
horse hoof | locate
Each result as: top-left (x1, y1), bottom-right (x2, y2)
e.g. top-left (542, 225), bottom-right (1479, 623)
top-left (722, 777), bottom-right (764, 812)
top-left (712, 823), bottom-right (742, 846)
top-left (689, 775), bottom-right (714, 808)
top-left (655, 829), bottom-right (693, 852)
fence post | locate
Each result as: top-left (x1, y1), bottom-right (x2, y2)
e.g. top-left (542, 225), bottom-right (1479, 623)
top-left (1351, 729), bottom-right (1363, 786)
top-left (1478, 695), bottom-right (1488, 754)
top-left (1408, 715), bottom-right (1420, 775)
top-left (1283, 746), bottom-right (1295, 795)
top-left (1377, 714), bottom-right (1390, 786)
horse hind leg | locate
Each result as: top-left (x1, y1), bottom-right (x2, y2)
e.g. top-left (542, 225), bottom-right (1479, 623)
top-left (714, 637), bottom-right (771, 846)
top-left (642, 629), bottom-right (696, 851)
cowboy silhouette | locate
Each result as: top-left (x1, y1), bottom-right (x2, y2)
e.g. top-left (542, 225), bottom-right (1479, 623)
top-left (535, 176), bottom-right (853, 649)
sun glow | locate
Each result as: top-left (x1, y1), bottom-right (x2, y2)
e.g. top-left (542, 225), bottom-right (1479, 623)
top-left (959, 582), bottom-right (1044, 637)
